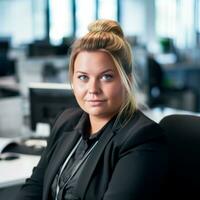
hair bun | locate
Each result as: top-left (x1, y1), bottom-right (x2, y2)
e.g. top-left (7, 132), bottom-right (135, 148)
top-left (88, 19), bottom-right (124, 38)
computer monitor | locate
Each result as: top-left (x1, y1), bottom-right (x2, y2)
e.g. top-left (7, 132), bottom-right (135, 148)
top-left (0, 37), bottom-right (15, 77)
top-left (0, 37), bottom-right (11, 57)
top-left (0, 58), bottom-right (16, 76)
top-left (27, 40), bottom-right (69, 57)
top-left (29, 83), bottom-right (79, 131)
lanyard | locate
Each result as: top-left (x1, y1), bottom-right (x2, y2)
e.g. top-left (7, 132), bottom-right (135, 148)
top-left (55, 137), bottom-right (98, 200)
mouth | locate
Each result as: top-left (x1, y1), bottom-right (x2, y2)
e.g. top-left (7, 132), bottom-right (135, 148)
top-left (86, 99), bottom-right (106, 106)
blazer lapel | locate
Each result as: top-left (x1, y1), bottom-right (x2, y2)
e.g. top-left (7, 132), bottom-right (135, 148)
top-left (43, 130), bottom-right (80, 200)
top-left (75, 125), bottom-right (115, 199)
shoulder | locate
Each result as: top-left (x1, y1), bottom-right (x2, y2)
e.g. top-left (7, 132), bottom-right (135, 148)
top-left (48, 107), bottom-right (83, 143)
top-left (51, 107), bottom-right (83, 133)
top-left (116, 109), bottom-right (162, 135)
top-left (114, 109), bottom-right (165, 151)
top-left (131, 110), bottom-right (162, 137)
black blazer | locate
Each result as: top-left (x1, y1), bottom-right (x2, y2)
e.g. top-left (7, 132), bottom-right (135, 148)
top-left (16, 108), bottom-right (168, 200)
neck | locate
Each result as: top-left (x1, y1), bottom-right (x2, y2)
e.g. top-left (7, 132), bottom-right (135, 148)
top-left (89, 116), bottom-right (111, 135)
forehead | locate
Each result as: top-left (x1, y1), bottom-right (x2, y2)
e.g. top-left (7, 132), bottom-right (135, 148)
top-left (74, 50), bottom-right (117, 72)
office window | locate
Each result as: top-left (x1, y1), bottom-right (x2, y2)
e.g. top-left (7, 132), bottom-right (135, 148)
top-left (75, 0), bottom-right (96, 37)
top-left (156, 0), bottom-right (196, 48)
top-left (49, 0), bottom-right (73, 44)
top-left (197, 0), bottom-right (200, 32)
top-left (194, 0), bottom-right (200, 47)
top-left (32, 0), bottom-right (46, 41)
top-left (0, 0), bottom-right (34, 46)
top-left (176, 0), bottom-right (195, 48)
top-left (156, 0), bottom-right (177, 38)
top-left (0, 0), bottom-right (46, 47)
top-left (98, 0), bottom-right (117, 20)
top-left (120, 0), bottom-right (145, 37)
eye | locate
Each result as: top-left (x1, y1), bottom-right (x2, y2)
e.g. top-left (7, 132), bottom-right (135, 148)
top-left (78, 75), bottom-right (89, 81)
top-left (101, 74), bottom-right (114, 81)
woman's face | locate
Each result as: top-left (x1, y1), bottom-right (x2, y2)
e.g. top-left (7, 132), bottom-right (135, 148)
top-left (72, 50), bottom-right (126, 121)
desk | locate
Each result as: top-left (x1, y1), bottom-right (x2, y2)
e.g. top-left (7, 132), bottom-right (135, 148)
top-left (0, 76), bottom-right (19, 92)
top-left (0, 154), bottom-right (40, 188)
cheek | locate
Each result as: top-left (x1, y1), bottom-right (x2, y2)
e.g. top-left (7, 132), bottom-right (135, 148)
top-left (107, 83), bottom-right (126, 101)
top-left (72, 81), bottom-right (86, 99)
top-left (73, 86), bottom-right (82, 97)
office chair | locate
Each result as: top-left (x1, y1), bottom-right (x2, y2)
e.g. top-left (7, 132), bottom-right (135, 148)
top-left (147, 55), bottom-right (198, 111)
top-left (159, 114), bottom-right (200, 199)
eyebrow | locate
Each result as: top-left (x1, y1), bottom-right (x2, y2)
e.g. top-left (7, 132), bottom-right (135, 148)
top-left (75, 69), bottom-right (114, 75)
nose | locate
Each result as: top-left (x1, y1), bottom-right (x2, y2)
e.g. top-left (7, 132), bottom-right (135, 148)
top-left (88, 78), bottom-right (100, 94)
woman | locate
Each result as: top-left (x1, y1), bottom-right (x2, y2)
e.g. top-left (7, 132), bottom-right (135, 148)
top-left (16, 19), bottom-right (168, 200)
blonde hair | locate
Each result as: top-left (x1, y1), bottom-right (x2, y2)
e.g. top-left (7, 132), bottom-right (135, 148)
top-left (69, 19), bottom-right (138, 125)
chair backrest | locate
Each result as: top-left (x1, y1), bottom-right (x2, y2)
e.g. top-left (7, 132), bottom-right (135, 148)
top-left (159, 114), bottom-right (200, 198)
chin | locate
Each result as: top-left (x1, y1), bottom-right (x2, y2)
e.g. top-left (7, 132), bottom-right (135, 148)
top-left (88, 110), bottom-right (105, 117)
top-left (86, 108), bottom-right (107, 117)
top-left (89, 110), bottom-right (115, 120)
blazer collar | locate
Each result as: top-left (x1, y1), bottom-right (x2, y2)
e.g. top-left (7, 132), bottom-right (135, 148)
top-left (43, 111), bottom-right (118, 200)
top-left (75, 118), bottom-right (116, 199)
top-left (74, 112), bottom-right (91, 140)
top-left (43, 129), bottom-right (80, 200)
top-left (74, 111), bottom-right (117, 140)
top-left (74, 110), bottom-right (140, 199)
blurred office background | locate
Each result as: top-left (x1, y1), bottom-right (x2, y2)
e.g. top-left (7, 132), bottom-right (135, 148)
top-left (1, 0), bottom-right (200, 137)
